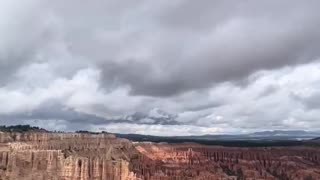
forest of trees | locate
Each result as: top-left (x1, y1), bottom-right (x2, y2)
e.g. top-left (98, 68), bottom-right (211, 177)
top-left (0, 125), bottom-right (47, 133)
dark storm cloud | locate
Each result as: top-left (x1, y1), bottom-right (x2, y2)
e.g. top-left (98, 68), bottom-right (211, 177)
top-left (3, 0), bottom-right (320, 97)
top-left (0, 101), bottom-right (106, 125)
top-left (0, 0), bottom-right (62, 85)
top-left (0, 101), bottom-right (180, 127)
top-left (101, 60), bottom-right (192, 97)
top-left (99, 0), bottom-right (320, 97)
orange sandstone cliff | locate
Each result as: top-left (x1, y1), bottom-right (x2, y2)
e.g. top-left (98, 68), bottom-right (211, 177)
top-left (0, 132), bottom-right (139, 180)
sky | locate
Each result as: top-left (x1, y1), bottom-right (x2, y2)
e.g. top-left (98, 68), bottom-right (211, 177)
top-left (1, 0), bottom-right (320, 136)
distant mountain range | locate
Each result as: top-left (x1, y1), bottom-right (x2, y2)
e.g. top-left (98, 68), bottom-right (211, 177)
top-left (116, 130), bottom-right (320, 142)
top-left (250, 130), bottom-right (320, 137)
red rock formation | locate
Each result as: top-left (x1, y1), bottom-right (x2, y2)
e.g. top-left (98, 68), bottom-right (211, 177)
top-left (0, 132), bottom-right (319, 180)
top-left (133, 144), bottom-right (320, 180)
top-left (0, 132), bottom-right (139, 180)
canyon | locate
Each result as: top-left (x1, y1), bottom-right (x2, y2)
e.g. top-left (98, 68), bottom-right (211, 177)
top-left (0, 131), bottom-right (319, 180)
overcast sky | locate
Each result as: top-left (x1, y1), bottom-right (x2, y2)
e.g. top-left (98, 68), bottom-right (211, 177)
top-left (1, 0), bottom-right (320, 135)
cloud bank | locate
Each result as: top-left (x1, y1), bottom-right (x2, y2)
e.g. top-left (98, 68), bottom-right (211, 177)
top-left (0, 0), bottom-right (320, 135)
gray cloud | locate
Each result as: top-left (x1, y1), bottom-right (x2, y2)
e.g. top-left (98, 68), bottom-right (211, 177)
top-left (0, 100), bottom-right (180, 129)
top-left (293, 91), bottom-right (320, 110)
top-left (97, 0), bottom-right (320, 97)
top-left (1, 0), bottom-right (320, 135)
top-left (0, 0), bottom-right (56, 84)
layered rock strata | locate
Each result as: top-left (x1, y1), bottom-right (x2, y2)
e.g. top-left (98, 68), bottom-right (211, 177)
top-left (0, 132), bottom-right (139, 180)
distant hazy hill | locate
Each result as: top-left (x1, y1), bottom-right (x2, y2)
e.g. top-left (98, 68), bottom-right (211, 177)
top-left (310, 137), bottom-right (320, 141)
top-left (250, 130), bottom-right (320, 137)
top-left (115, 130), bottom-right (320, 145)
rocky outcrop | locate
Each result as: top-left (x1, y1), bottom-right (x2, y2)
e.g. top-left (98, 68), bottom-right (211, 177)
top-left (0, 132), bottom-right (319, 180)
top-left (0, 132), bottom-right (139, 180)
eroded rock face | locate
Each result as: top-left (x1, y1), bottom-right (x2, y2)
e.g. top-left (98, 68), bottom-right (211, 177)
top-left (0, 132), bottom-right (139, 180)
top-left (0, 132), bottom-right (319, 180)
top-left (133, 144), bottom-right (320, 180)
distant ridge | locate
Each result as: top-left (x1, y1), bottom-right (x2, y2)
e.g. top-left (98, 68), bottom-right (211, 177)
top-left (114, 130), bottom-right (320, 147)
top-left (311, 137), bottom-right (320, 141)
top-left (0, 125), bottom-right (48, 133)
top-left (250, 130), bottom-right (320, 137)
